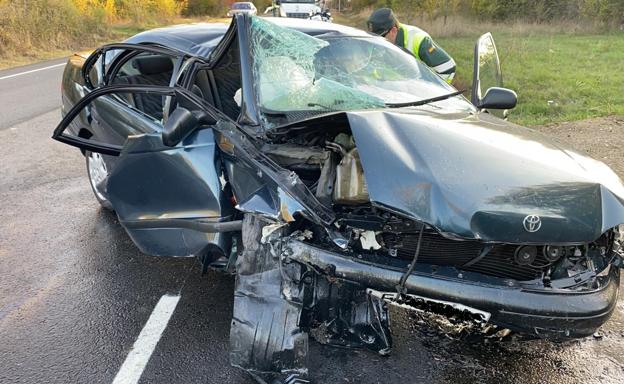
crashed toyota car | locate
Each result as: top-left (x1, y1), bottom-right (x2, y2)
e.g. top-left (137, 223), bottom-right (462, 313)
top-left (54, 14), bottom-right (624, 382)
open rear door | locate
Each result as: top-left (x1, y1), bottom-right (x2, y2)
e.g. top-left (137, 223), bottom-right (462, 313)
top-left (53, 79), bottom-right (235, 257)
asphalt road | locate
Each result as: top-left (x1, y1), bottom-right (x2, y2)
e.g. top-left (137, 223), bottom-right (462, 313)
top-left (1, 59), bottom-right (624, 384)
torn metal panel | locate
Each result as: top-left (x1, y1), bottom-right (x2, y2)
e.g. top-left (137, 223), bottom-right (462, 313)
top-left (213, 119), bottom-right (334, 225)
top-left (235, 185), bottom-right (280, 219)
top-left (230, 215), bottom-right (308, 381)
top-left (234, 186), bottom-right (311, 223)
top-left (305, 279), bottom-right (392, 355)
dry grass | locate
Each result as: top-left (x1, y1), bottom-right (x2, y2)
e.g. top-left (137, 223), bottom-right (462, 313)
top-left (0, 14), bottom-right (233, 70)
top-left (1, 49), bottom-right (84, 71)
top-left (0, 0), bottom-right (101, 58)
top-left (0, 0), bottom-right (186, 68)
top-left (409, 15), bottom-right (609, 38)
top-left (335, 8), bottom-right (615, 37)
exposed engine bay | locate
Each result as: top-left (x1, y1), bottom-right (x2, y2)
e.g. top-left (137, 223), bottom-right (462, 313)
top-left (228, 121), bottom-right (624, 383)
top-left (260, 125), bottom-right (622, 290)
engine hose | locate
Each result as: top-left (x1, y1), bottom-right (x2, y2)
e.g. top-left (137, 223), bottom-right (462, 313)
top-left (395, 224), bottom-right (424, 299)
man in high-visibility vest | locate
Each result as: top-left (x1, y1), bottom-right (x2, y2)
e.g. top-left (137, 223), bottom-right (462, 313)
top-left (367, 8), bottom-right (456, 83)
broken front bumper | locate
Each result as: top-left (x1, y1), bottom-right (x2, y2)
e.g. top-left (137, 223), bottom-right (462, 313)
top-left (285, 240), bottom-right (620, 338)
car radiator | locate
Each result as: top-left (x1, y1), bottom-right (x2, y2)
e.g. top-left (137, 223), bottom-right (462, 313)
top-left (382, 231), bottom-right (548, 281)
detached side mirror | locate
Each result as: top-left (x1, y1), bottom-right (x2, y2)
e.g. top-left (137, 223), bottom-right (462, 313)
top-left (162, 107), bottom-right (215, 147)
top-left (478, 87), bottom-right (517, 110)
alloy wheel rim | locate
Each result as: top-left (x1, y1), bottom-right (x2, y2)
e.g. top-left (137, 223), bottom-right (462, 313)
top-left (88, 152), bottom-right (108, 201)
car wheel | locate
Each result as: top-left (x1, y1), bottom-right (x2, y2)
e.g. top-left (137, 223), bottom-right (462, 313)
top-left (85, 151), bottom-right (113, 210)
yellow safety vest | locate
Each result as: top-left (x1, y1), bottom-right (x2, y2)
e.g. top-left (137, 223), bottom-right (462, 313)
top-left (397, 24), bottom-right (456, 83)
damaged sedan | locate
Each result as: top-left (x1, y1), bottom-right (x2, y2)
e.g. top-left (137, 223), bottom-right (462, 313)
top-left (54, 14), bottom-right (624, 383)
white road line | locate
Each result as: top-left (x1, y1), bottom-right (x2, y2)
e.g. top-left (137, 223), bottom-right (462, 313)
top-left (0, 63), bottom-right (65, 81)
top-left (112, 294), bottom-right (181, 384)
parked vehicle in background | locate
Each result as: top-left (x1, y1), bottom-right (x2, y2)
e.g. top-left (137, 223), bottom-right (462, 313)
top-left (265, 0), bottom-right (330, 22)
top-left (226, 2), bottom-right (257, 17)
top-left (277, 0), bottom-right (321, 19)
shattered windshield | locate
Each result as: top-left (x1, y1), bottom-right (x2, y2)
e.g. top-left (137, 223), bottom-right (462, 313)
top-left (250, 17), bottom-right (468, 120)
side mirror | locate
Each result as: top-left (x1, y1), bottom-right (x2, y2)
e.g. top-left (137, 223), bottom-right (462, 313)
top-left (472, 33), bottom-right (516, 116)
top-left (162, 107), bottom-right (215, 147)
top-left (472, 33), bottom-right (502, 106)
top-left (478, 87), bottom-right (517, 110)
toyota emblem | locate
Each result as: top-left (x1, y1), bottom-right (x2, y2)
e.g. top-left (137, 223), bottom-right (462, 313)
top-left (523, 215), bottom-right (542, 233)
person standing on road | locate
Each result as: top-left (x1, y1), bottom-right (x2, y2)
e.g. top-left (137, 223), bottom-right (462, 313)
top-left (367, 8), bottom-right (456, 83)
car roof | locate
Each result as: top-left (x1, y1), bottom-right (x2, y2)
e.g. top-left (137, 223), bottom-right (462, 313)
top-left (125, 18), bottom-right (371, 58)
top-left (125, 23), bottom-right (230, 58)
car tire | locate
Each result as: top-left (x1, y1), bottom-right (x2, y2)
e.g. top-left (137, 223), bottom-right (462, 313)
top-left (85, 151), bottom-right (114, 211)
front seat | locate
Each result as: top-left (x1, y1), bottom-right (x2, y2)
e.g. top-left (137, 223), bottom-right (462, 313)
top-left (113, 55), bottom-right (174, 120)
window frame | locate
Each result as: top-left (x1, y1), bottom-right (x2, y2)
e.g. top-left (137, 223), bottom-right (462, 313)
top-left (53, 85), bottom-right (178, 156)
top-left (83, 43), bottom-right (187, 89)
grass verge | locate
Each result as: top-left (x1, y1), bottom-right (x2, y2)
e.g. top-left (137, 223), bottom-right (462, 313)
top-left (336, 10), bottom-right (624, 126)
top-left (2, 9), bottom-right (621, 127)
top-left (0, 17), bottom-right (230, 70)
top-left (438, 33), bottom-right (624, 126)
top-left (0, 26), bottom-right (140, 70)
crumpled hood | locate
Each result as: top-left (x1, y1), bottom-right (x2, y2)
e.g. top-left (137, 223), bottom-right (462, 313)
top-left (346, 110), bottom-right (624, 243)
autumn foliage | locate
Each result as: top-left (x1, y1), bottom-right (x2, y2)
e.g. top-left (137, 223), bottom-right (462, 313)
top-left (0, 0), bottom-right (185, 58)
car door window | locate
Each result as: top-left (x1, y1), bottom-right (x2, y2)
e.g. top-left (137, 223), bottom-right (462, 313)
top-left (109, 52), bottom-right (175, 121)
top-left (56, 44), bottom-right (188, 156)
top-left (85, 48), bottom-right (125, 89)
